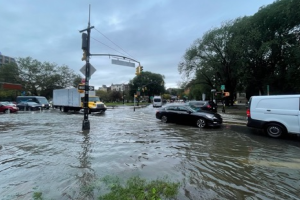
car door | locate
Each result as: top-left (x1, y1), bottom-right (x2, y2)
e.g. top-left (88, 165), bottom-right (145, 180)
top-left (164, 106), bottom-right (178, 122)
top-left (177, 106), bottom-right (193, 125)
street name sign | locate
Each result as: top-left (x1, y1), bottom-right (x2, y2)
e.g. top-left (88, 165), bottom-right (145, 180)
top-left (78, 85), bottom-right (94, 91)
top-left (111, 59), bottom-right (135, 67)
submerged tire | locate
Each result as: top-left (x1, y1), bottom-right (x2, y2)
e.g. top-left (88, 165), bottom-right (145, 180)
top-left (265, 123), bottom-right (285, 138)
top-left (196, 118), bottom-right (206, 128)
top-left (161, 115), bottom-right (168, 123)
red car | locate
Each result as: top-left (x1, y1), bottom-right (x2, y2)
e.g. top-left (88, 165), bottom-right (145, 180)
top-left (0, 102), bottom-right (19, 113)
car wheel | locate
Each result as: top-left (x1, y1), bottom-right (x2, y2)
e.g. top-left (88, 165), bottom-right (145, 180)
top-left (265, 123), bottom-right (285, 138)
top-left (196, 118), bottom-right (206, 128)
top-left (161, 115), bottom-right (168, 123)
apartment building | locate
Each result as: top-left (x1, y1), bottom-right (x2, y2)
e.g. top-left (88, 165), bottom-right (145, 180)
top-left (0, 53), bottom-right (16, 66)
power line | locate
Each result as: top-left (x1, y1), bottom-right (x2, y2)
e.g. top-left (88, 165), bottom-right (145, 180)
top-left (94, 28), bottom-right (134, 59)
top-left (91, 37), bottom-right (127, 56)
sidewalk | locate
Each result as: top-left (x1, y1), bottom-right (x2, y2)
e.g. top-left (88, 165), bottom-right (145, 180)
top-left (219, 104), bottom-right (248, 125)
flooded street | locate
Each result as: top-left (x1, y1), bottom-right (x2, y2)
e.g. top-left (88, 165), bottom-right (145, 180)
top-left (1, 105), bottom-right (300, 200)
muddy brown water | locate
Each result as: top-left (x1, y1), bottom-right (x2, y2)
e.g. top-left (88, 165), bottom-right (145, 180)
top-left (0, 106), bottom-right (300, 200)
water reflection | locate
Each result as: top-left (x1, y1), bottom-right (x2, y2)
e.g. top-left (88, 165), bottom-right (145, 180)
top-left (1, 108), bottom-right (300, 200)
top-left (76, 130), bottom-right (95, 200)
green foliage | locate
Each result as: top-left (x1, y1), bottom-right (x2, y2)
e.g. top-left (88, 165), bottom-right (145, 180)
top-left (129, 71), bottom-right (165, 98)
top-left (179, 0), bottom-right (300, 99)
top-left (162, 93), bottom-right (171, 100)
top-left (33, 192), bottom-right (43, 200)
top-left (0, 62), bottom-right (20, 83)
top-left (98, 175), bottom-right (180, 200)
top-left (0, 56), bottom-right (82, 100)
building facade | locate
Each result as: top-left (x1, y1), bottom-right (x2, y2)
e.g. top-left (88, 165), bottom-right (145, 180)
top-left (0, 53), bottom-right (16, 67)
top-left (111, 83), bottom-right (129, 92)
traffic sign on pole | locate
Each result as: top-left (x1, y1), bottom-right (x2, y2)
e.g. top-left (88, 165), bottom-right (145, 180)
top-left (80, 63), bottom-right (96, 77)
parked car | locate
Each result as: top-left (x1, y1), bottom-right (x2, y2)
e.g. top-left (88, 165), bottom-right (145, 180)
top-left (186, 100), bottom-right (218, 112)
top-left (0, 101), bottom-right (17, 108)
top-left (16, 96), bottom-right (50, 109)
top-left (17, 102), bottom-right (42, 111)
top-left (0, 102), bottom-right (19, 113)
top-left (155, 104), bottom-right (222, 128)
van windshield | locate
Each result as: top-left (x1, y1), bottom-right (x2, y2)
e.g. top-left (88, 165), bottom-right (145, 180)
top-left (37, 98), bottom-right (49, 104)
top-left (154, 99), bottom-right (161, 102)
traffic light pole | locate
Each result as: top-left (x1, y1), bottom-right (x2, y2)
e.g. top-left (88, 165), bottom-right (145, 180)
top-left (80, 5), bottom-right (94, 130)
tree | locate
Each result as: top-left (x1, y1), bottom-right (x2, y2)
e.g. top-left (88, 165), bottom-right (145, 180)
top-left (0, 62), bottom-right (20, 84)
top-left (129, 71), bottom-right (165, 102)
top-left (109, 90), bottom-right (122, 102)
top-left (179, 22), bottom-right (239, 105)
top-left (95, 90), bottom-right (110, 102)
top-left (15, 57), bottom-right (82, 99)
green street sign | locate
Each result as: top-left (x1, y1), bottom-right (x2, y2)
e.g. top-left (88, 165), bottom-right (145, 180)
top-left (221, 85), bottom-right (225, 90)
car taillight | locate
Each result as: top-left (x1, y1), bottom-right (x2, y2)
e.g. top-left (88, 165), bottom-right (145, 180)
top-left (247, 109), bottom-right (250, 117)
top-left (207, 105), bottom-right (211, 108)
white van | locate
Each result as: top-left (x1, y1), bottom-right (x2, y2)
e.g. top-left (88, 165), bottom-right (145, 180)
top-left (153, 96), bottom-right (162, 107)
top-left (247, 95), bottom-right (300, 138)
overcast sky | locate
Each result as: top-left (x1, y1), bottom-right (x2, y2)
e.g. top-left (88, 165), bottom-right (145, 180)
top-left (1, 0), bottom-right (276, 89)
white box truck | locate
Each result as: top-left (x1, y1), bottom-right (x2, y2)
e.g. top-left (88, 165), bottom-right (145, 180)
top-left (247, 94), bottom-right (300, 138)
top-left (53, 88), bottom-right (106, 113)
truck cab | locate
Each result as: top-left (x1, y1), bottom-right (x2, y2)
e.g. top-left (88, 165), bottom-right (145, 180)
top-left (81, 95), bottom-right (106, 113)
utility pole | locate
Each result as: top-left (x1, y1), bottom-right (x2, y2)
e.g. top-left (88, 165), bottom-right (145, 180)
top-left (80, 5), bottom-right (94, 130)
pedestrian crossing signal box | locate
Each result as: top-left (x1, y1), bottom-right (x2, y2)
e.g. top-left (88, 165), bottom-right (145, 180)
top-left (224, 92), bottom-right (230, 97)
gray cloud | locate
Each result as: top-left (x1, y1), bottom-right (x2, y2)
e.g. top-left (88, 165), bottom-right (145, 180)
top-left (0, 0), bottom-right (276, 89)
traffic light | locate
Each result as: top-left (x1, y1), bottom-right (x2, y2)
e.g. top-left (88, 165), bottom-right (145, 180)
top-left (82, 50), bottom-right (87, 61)
top-left (82, 33), bottom-right (88, 50)
top-left (135, 67), bottom-right (140, 75)
top-left (140, 66), bottom-right (143, 73)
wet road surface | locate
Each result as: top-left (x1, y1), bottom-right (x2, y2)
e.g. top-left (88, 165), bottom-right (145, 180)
top-left (0, 105), bottom-right (300, 199)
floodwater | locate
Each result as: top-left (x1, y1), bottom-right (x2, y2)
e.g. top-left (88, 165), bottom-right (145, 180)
top-left (0, 106), bottom-right (300, 200)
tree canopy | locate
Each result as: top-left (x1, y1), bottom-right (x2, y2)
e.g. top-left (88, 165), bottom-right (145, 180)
top-left (0, 56), bottom-right (82, 100)
top-left (179, 0), bottom-right (300, 101)
top-left (129, 71), bottom-right (165, 101)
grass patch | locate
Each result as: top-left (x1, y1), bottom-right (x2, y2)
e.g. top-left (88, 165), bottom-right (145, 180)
top-left (33, 192), bottom-right (43, 200)
top-left (98, 175), bottom-right (180, 200)
top-left (32, 176), bottom-right (180, 200)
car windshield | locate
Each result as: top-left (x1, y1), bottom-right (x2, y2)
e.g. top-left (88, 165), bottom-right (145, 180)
top-left (89, 97), bottom-right (100, 102)
top-left (184, 105), bottom-right (196, 112)
top-left (188, 105), bottom-right (200, 111)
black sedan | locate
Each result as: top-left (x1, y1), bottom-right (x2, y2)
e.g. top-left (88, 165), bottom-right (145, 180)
top-left (156, 104), bottom-right (222, 128)
top-left (17, 102), bottom-right (42, 111)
